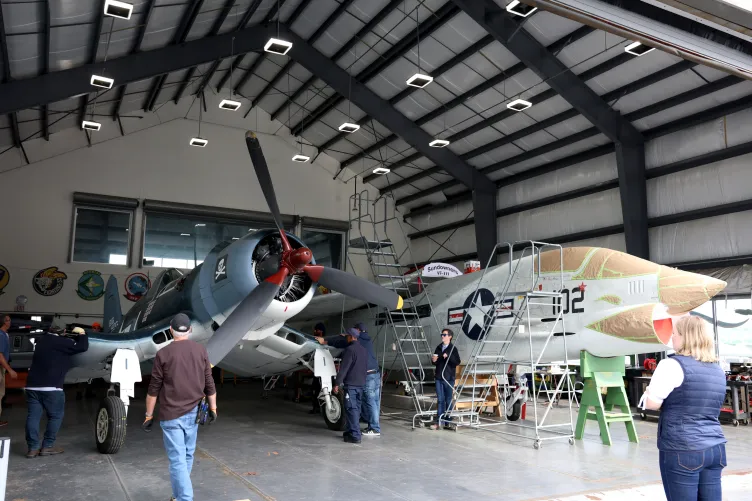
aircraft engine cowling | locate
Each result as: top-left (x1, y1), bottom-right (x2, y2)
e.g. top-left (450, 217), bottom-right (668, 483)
top-left (189, 229), bottom-right (315, 336)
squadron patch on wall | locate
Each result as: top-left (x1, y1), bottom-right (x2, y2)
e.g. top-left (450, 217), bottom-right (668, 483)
top-left (124, 273), bottom-right (150, 302)
top-left (32, 267), bottom-right (67, 296)
top-left (77, 270), bottom-right (105, 301)
top-left (0, 265), bottom-right (9, 295)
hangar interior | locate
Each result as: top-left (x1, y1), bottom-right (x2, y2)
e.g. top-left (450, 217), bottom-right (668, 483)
top-left (1, 0), bottom-right (752, 500)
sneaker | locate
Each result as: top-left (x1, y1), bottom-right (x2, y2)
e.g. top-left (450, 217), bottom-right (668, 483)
top-left (39, 447), bottom-right (64, 456)
top-left (0, 421), bottom-right (7, 427)
top-left (363, 429), bottom-right (381, 437)
top-left (429, 424), bottom-right (439, 430)
top-left (343, 436), bottom-right (361, 444)
top-left (26, 449), bottom-right (40, 459)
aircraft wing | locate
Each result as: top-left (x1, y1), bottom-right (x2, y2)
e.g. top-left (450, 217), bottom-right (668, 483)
top-left (292, 269), bottom-right (424, 321)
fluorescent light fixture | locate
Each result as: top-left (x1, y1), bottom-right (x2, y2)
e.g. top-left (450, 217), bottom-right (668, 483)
top-left (372, 167), bottom-right (390, 175)
top-left (195, 223), bottom-right (206, 227)
top-left (219, 99), bottom-right (241, 111)
top-left (406, 73), bottom-right (433, 88)
top-left (338, 122), bottom-right (360, 133)
top-left (232, 237), bottom-right (239, 240)
top-left (180, 233), bottom-right (191, 236)
top-left (31, 316), bottom-right (42, 322)
top-left (104, 0), bottom-right (133, 19)
top-left (292, 154), bottom-right (310, 162)
top-left (506, 99), bottom-right (532, 111)
top-left (264, 38), bottom-right (292, 55)
top-left (429, 138), bottom-right (450, 148)
top-left (81, 120), bottom-right (101, 131)
top-left (189, 137), bottom-right (208, 147)
top-left (624, 41), bottom-right (655, 56)
top-left (90, 75), bottom-right (114, 89)
top-left (506, 0), bottom-right (537, 17)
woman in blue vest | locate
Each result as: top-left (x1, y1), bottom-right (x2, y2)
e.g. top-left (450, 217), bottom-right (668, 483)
top-left (641, 316), bottom-right (727, 501)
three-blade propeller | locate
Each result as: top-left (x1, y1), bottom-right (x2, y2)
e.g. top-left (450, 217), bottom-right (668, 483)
top-left (207, 132), bottom-right (403, 365)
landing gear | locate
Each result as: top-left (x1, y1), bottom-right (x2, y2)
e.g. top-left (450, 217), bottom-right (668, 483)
top-left (506, 397), bottom-right (522, 422)
top-left (322, 389), bottom-right (346, 431)
top-left (94, 349), bottom-right (141, 455)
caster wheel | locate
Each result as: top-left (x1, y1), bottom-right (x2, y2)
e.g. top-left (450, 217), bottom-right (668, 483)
top-left (744, 420), bottom-right (749, 426)
top-left (533, 440), bottom-right (541, 450)
top-left (640, 412), bottom-right (647, 420)
top-left (569, 437), bottom-right (575, 445)
top-left (732, 419), bottom-right (739, 427)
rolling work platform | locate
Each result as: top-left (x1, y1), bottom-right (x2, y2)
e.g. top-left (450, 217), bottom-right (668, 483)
top-left (347, 190), bottom-right (442, 428)
top-left (446, 241), bottom-right (577, 449)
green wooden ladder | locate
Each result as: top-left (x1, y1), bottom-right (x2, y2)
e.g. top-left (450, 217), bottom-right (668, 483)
top-left (575, 350), bottom-right (638, 446)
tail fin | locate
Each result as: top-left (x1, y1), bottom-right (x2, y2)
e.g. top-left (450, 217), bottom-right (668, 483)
top-left (103, 275), bottom-right (123, 333)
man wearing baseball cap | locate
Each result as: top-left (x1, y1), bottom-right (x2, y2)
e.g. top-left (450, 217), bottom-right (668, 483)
top-left (333, 328), bottom-right (367, 444)
top-left (25, 325), bottom-right (89, 458)
top-left (143, 313), bottom-right (217, 501)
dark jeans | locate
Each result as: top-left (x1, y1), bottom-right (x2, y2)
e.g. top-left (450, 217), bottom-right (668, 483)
top-left (659, 444), bottom-right (726, 501)
top-left (436, 379), bottom-right (454, 425)
top-left (25, 390), bottom-right (65, 450)
top-left (344, 386), bottom-right (363, 441)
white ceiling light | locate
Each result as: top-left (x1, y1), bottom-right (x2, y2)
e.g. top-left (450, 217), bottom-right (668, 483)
top-left (264, 38), bottom-right (292, 55)
top-left (90, 75), bottom-right (114, 89)
top-left (624, 41), bottom-right (655, 56)
top-left (506, 0), bottom-right (537, 17)
top-left (338, 122), bottom-right (360, 133)
top-left (429, 138), bottom-right (450, 148)
top-left (189, 137), bottom-right (208, 147)
top-left (507, 98), bottom-right (532, 111)
top-left (104, 0), bottom-right (133, 20)
top-left (219, 99), bottom-right (241, 111)
top-left (373, 167), bottom-right (390, 175)
top-left (406, 73), bottom-right (433, 88)
top-left (81, 120), bottom-right (101, 131)
top-left (292, 154), bottom-right (310, 162)
top-left (180, 233), bottom-right (191, 236)
top-left (195, 223), bottom-right (206, 227)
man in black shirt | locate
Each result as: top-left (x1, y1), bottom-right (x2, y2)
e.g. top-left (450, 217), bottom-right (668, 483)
top-left (333, 328), bottom-right (367, 444)
top-left (431, 328), bottom-right (461, 430)
top-left (25, 326), bottom-right (89, 458)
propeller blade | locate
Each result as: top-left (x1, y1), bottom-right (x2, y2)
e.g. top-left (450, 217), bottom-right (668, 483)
top-left (304, 265), bottom-right (403, 310)
top-left (206, 272), bottom-right (288, 365)
top-left (245, 131), bottom-right (291, 250)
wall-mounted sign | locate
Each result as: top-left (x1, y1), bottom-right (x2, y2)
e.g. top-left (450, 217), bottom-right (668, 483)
top-left (77, 270), bottom-right (105, 301)
top-left (0, 265), bottom-right (9, 295)
top-left (124, 273), bottom-right (150, 302)
top-left (32, 267), bottom-right (67, 296)
top-left (14, 295), bottom-right (27, 312)
top-left (422, 263), bottom-right (462, 278)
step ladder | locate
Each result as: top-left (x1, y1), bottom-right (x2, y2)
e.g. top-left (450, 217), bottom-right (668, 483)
top-left (446, 241), bottom-right (577, 449)
top-left (347, 190), bottom-right (442, 428)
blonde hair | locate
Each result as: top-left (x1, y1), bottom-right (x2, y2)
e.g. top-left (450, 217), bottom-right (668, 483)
top-left (675, 316), bottom-right (717, 363)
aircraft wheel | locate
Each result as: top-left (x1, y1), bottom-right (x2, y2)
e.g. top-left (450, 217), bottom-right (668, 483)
top-left (506, 397), bottom-right (522, 422)
top-left (95, 396), bottom-right (127, 454)
top-left (322, 391), bottom-right (346, 431)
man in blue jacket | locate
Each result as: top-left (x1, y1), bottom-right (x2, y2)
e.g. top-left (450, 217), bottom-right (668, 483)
top-left (25, 326), bottom-right (89, 458)
top-left (333, 328), bottom-right (367, 444)
top-left (317, 322), bottom-right (381, 436)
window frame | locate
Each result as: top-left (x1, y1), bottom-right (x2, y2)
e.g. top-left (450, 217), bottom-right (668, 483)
top-left (69, 204), bottom-right (135, 267)
top-left (300, 226), bottom-right (348, 271)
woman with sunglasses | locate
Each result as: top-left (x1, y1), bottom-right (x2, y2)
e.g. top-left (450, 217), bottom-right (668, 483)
top-left (431, 328), bottom-right (461, 430)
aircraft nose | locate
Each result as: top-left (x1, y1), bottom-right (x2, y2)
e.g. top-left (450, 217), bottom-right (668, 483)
top-left (658, 266), bottom-right (726, 315)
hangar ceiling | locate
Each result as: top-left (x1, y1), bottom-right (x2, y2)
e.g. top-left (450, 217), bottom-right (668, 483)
top-left (1, 0), bottom-right (752, 268)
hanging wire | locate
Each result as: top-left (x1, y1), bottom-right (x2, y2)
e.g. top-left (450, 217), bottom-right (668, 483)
top-left (89, 17), bottom-right (116, 121)
top-left (198, 93), bottom-right (203, 138)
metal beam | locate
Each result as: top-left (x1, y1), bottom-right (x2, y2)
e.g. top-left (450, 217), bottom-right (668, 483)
top-left (289, 2), bottom-right (461, 136)
top-left (359, 26), bottom-right (595, 183)
top-left (615, 142), bottom-right (648, 258)
top-left (112, 0), bottom-right (156, 117)
top-left (0, 27), bottom-right (270, 116)
top-left (145, 0), bottom-right (204, 110)
top-left (472, 190), bottom-right (498, 268)
top-left (270, 0), bottom-right (404, 122)
top-left (43, 0), bottom-right (51, 140)
top-left (278, 26), bottom-right (494, 193)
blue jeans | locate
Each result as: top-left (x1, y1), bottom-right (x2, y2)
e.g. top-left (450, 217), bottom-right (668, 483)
top-left (436, 379), bottom-right (454, 425)
top-left (344, 386), bottom-right (363, 441)
top-left (362, 372), bottom-right (381, 433)
top-left (161, 407), bottom-right (199, 501)
top-left (659, 444), bottom-right (726, 501)
top-left (25, 390), bottom-right (65, 450)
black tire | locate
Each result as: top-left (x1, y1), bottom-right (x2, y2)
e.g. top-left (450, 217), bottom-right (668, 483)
top-left (95, 396), bottom-right (127, 454)
top-left (507, 398), bottom-right (522, 422)
top-left (322, 391), bottom-right (346, 431)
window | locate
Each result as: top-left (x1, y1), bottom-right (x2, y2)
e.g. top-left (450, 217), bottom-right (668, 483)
top-left (142, 214), bottom-right (259, 269)
top-left (71, 207), bottom-right (132, 265)
top-left (301, 228), bottom-right (345, 270)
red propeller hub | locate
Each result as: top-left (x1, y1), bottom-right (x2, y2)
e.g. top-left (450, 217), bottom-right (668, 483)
top-left (288, 247), bottom-right (313, 270)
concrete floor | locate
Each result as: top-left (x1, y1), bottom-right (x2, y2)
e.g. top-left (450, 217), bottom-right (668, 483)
top-left (4, 383), bottom-right (752, 501)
